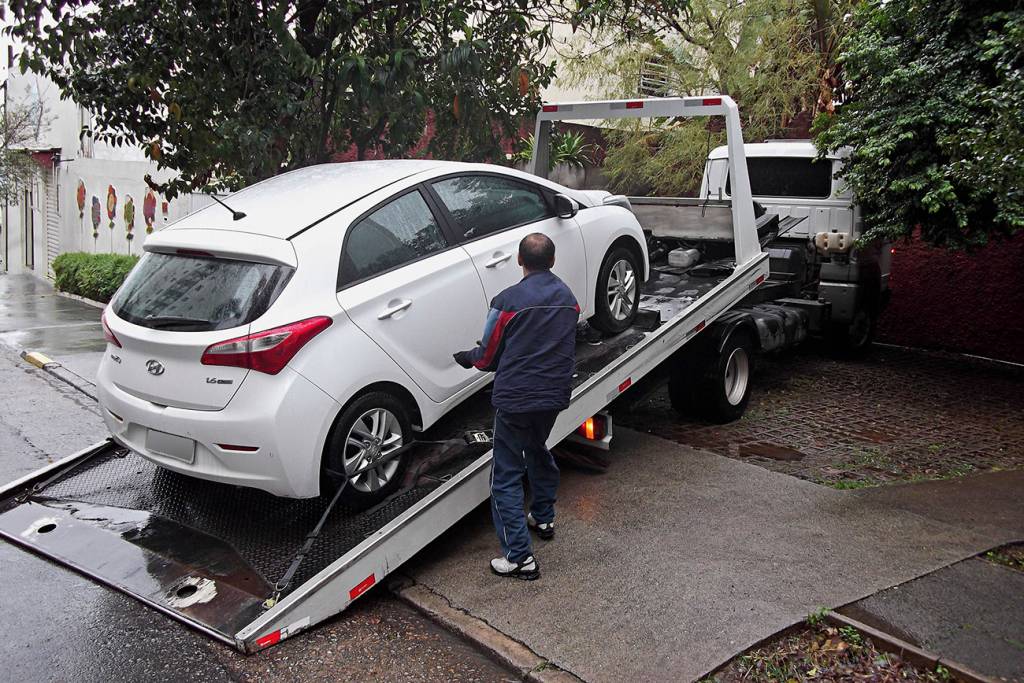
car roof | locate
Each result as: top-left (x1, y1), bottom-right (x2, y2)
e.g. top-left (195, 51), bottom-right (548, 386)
top-left (167, 160), bottom-right (453, 239)
top-left (707, 141), bottom-right (847, 160)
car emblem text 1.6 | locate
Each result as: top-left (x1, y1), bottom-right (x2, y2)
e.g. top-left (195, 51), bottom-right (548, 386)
top-left (146, 359), bottom-right (165, 376)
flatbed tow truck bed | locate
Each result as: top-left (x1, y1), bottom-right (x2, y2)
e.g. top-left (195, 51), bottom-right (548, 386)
top-left (0, 96), bottom-right (769, 652)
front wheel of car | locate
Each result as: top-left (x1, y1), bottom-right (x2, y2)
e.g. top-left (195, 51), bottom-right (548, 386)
top-left (591, 246), bottom-right (641, 334)
top-left (323, 391), bottom-right (412, 509)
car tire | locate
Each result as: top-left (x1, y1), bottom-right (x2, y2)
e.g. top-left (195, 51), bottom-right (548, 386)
top-left (322, 391), bottom-right (412, 509)
top-left (591, 246), bottom-right (641, 334)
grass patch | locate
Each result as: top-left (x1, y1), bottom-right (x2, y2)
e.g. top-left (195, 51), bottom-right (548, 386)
top-left (821, 478), bottom-right (879, 490)
top-left (983, 544), bottom-right (1024, 573)
top-left (704, 622), bottom-right (949, 682)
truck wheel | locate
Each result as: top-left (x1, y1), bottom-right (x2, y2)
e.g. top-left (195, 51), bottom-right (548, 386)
top-left (696, 331), bottom-right (754, 423)
top-left (591, 246), bottom-right (641, 334)
top-left (829, 308), bottom-right (876, 357)
top-left (323, 391), bottom-right (411, 509)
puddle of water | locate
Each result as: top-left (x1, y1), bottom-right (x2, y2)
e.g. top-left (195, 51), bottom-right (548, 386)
top-left (738, 442), bottom-right (805, 461)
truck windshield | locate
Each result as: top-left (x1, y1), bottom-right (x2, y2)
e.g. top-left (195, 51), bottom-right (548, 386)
top-left (112, 252), bottom-right (293, 331)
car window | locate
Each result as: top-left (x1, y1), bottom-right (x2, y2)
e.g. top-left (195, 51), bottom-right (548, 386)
top-left (726, 157), bottom-right (833, 199)
top-left (431, 175), bottom-right (552, 239)
top-left (339, 190), bottom-right (448, 286)
top-left (112, 253), bottom-right (293, 331)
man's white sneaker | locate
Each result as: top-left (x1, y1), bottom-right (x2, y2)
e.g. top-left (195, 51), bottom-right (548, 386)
top-left (527, 513), bottom-right (555, 540)
top-left (490, 555), bottom-right (540, 580)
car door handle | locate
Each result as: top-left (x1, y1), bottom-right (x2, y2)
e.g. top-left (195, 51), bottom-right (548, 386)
top-left (485, 252), bottom-right (513, 268)
top-left (377, 299), bottom-right (412, 320)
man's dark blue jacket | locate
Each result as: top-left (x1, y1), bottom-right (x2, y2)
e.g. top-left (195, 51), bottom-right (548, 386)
top-left (463, 270), bottom-right (578, 413)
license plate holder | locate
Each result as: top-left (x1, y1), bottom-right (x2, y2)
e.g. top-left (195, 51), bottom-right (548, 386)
top-left (146, 429), bottom-right (196, 464)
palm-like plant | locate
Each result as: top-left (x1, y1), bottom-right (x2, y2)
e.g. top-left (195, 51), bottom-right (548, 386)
top-left (514, 131), bottom-right (594, 169)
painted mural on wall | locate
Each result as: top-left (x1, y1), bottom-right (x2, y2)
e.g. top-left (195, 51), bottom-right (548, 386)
top-left (143, 189), bottom-right (157, 233)
top-left (76, 180), bottom-right (86, 218)
top-left (124, 194), bottom-right (135, 251)
top-left (106, 185), bottom-right (117, 231)
top-left (90, 196), bottom-right (101, 242)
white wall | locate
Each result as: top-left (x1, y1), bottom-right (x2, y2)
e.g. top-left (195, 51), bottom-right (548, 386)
top-left (2, 69), bottom-right (202, 275)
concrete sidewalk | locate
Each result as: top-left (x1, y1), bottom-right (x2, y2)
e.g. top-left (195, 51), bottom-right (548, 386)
top-left (405, 428), bottom-right (1024, 681)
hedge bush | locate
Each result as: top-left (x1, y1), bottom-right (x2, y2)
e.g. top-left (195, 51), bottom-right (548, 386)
top-left (52, 252), bottom-right (140, 303)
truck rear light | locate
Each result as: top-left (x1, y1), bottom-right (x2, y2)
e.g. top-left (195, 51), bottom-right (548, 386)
top-left (102, 312), bottom-right (122, 348)
top-left (577, 415), bottom-right (607, 441)
top-left (202, 316), bottom-right (332, 375)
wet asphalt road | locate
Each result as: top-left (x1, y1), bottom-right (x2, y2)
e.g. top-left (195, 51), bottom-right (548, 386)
top-left (0, 274), bottom-right (513, 683)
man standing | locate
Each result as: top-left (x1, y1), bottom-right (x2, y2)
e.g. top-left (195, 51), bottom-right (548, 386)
top-left (454, 233), bottom-right (578, 581)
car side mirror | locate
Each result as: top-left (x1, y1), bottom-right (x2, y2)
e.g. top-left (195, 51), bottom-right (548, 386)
top-left (554, 193), bottom-right (579, 219)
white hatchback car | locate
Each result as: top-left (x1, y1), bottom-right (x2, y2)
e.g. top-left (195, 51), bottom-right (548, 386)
top-left (98, 161), bottom-right (648, 505)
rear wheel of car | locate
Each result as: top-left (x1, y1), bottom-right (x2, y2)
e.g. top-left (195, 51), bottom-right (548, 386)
top-left (591, 246), bottom-right (641, 334)
top-left (323, 391), bottom-right (412, 509)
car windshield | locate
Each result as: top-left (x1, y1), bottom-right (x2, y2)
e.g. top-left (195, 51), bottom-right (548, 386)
top-left (112, 252), bottom-right (293, 331)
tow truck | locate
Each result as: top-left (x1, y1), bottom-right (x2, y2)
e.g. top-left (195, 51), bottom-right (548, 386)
top-left (0, 96), bottom-right (779, 652)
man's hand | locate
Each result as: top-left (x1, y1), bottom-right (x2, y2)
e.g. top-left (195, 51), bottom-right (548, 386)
top-left (453, 350), bottom-right (474, 369)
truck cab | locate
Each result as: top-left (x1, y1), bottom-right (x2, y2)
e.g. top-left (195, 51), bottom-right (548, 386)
top-left (702, 141), bottom-right (892, 352)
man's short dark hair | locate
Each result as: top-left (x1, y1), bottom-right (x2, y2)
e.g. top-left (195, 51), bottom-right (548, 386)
top-left (519, 233), bottom-right (555, 271)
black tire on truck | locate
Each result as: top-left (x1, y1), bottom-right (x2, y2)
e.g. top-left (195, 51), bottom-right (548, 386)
top-left (828, 306), bottom-right (876, 357)
top-left (669, 329), bottom-right (754, 423)
top-left (322, 391), bottom-right (412, 509)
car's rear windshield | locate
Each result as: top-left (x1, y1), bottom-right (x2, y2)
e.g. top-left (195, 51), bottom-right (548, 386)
top-left (111, 252), bottom-right (293, 331)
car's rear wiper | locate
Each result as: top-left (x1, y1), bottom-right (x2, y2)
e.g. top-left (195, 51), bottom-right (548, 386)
top-left (144, 315), bottom-right (214, 329)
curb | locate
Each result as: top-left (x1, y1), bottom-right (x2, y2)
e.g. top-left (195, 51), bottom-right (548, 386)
top-left (54, 290), bottom-right (107, 310)
top-left (389, 576), bottom-right (583, 683)
top-left (825, 612), bottom-right (997, 683)
top-left (19, 349), bottom-right (98, 402)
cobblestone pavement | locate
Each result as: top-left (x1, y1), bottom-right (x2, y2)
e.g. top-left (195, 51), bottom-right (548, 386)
top-left (615, 343), bottom-right (1024, 488)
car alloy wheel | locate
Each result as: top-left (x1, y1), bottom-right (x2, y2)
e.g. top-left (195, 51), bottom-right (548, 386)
top-left (606, 258), bottom-right (637, 322)
top-left (343, 407), bottom-right (404, 493)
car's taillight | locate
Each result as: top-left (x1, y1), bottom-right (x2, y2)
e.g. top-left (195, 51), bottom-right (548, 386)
top-left (101, 311), bottom-right (122, 348)
top-left (201, 316), bottom-right (332, 375)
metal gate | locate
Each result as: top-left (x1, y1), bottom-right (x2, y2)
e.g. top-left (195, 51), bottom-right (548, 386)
top-left (44, 169), bottom-right (60, 278)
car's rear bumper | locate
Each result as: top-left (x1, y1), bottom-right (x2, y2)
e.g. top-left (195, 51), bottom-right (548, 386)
top-left (97, 362), bottom-right (339, 498)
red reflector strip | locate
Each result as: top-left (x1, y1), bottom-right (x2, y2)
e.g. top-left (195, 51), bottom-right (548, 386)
top-left (218, 444), bottom-right (259, 452)
top-left (702, 97), bottom-right (722, 106)
top-left (618, 378), bottom-right (632, 393)
top-left (755, 274), bottom-right (765, 285)
top-left (349, 573), bottom-right (376, 600)
top-left (256, 630), bottom-right (281, 649)
top-left (625, 101), bottom-right (644, 109)
top-left (542, 105), bottom-right (558, 112)
top-left (691, 320), bottom-right (706, 334)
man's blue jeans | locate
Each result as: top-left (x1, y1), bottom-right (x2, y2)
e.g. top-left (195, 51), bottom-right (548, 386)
top-left (490, 408), bottom-right (561, 563)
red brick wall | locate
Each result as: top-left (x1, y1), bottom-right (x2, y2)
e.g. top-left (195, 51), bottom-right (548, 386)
top-left (877, 229), bottom-right (1024, 363)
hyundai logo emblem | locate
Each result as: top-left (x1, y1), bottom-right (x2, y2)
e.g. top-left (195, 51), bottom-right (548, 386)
top-left (146, 359), bottom-right (165, 376)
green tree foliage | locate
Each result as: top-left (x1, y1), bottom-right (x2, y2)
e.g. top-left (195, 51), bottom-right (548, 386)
top-left (814, 0), bottom-right (1024, 248)
top-left (7, 1), bottom-right (569, 198)
top-left (560, 0), bottom-right (851, 196)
